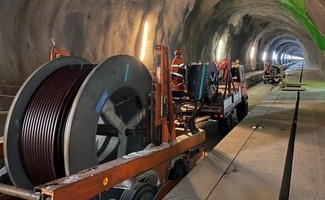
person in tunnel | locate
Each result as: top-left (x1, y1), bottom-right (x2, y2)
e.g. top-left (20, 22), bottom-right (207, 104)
top-left (231, 59), bottom-right (239, 79)
top-left (171, 50), bottom-right (187, 92)
top-left (264, 56), bottom-right (271, 71)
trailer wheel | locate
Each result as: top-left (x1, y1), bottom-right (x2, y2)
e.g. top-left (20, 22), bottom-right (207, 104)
top-left (168, 160), bottom-right (187, 180)
top-left (120, 182), bottom-right (156, 200)
top-left (236, 100), bottom-right (248, 122)
top-left (218, 115), bottom-right (232, 135)
top-left (273, 77), bottom-right (280, 84)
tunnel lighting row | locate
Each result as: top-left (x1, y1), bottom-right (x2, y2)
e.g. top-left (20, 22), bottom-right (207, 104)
top-left (139, 21), bottom-right (304, 65)
top-left (262, 51), bottom-right (304, 62)
top-left (286, 55), bottom-right (304, 60)
top-left (260, 35), bottom-right (305, 65)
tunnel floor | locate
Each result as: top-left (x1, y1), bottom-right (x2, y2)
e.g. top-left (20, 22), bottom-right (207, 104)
top-left (164, 68), bottom-right (325, 200)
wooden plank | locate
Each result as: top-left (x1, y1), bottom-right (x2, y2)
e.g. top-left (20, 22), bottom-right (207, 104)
top-left (285, 83), bottom-right (307, 86)
top-left (282, 87), bottom-right (306, 91)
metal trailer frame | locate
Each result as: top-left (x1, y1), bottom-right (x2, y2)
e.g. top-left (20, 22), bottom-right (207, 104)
top-left (0, 45), bottom-right (206, 200)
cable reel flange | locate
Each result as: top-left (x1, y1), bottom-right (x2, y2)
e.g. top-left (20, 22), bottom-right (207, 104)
top-left (4, 55), bottom-right (152, 191)
top-left (4, 57), bottom-right (92, 189)
top-left (63, 55), bottom-right (152, 175)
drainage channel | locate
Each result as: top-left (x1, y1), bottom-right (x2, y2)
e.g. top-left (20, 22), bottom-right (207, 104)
top-left (279, 67), bottom-right (304, 200)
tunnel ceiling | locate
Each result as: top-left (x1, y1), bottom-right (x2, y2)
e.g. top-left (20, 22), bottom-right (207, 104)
top-left (280, 0), bottom-right (325, 53)
top-left (0, 0), bottom-right (325, 86)
top-left (180, 0), bottom-right (324, 70)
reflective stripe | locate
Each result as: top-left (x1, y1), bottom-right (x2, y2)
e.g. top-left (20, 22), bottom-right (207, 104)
top-left (171, 63), bottom-right (185, 68)
top-left (171, 72), bottom-right (184, 78)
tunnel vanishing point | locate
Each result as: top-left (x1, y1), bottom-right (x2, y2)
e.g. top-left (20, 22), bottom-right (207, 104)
top-left (0, 0), bottom-right (325, 85)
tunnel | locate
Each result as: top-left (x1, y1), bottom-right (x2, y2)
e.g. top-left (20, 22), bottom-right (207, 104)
top-left (0, 1), bottom-right (325, 199)
top-left (0, 0), bottom-right (324, 88)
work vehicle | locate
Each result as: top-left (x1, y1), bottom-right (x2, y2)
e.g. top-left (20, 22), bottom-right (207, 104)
top-left (171, 56), bottom-right (249, 134)
top-left (263, 65), bottom-right (285, 84)
top-left (0, 45), bottom-right (205, 200)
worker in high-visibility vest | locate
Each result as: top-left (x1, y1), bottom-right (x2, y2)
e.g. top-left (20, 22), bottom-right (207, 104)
top-left (171, 50), bottom-right (187, 92)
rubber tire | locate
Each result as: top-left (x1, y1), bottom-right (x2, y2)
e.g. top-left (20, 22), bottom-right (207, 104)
top-left (168, 160), bottom-right (187, 180)
top-left (273, 77), bottom-right (280, 84)
top-left (236, 100), bottom-right (248, 122)
top-left (120, 182), bottom-right (156, 200)
top-left (218, 115), bottom-right (232, 135)
top-left (273, 72), bottom-right (286, 84)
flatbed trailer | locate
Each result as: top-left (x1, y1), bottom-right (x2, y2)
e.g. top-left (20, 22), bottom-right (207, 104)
top-left (174, 58), bottom-right (249, 134)
top-left (0, 45), bottom-right (206, 200)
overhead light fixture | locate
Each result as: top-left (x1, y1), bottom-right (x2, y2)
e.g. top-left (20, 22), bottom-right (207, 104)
top-left (272, 51), bottom-right (276, 60)
top-left (280, 53), bottom-right (285, 61)
top-left (140, 21), bottom-right (149, 61)
top-left (250, 47), bottom-right (255, 60)
top-left (216, 40), bottom-right (223, 61)
top-left (262, 51), bottom-right (267, 61)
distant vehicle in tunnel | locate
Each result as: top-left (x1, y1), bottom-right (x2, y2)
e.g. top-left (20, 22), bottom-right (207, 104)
top-left (262, 65), bottom-right (285, 84)
top-left (173, 57), bottom-right (249, 134)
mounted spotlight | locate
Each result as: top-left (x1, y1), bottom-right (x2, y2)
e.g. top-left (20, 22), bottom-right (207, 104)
top-left (250, 47), bottom-right (255, 60)
top-left (262, 51), bottom-right (267, 61)
top-left (140, 21), bottom-right (149, 61)
top-left (272, 51), bottom-right (276, 60)
top-left (216, 40), bottom-right (223, 61)
top-left (274, 54), bottom-right (278, 62)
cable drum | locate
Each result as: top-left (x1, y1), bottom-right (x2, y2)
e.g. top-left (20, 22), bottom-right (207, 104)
top-left (4, 55), bottom-right (152, 191)
top-left (187, 62), bottom-right (218, 103)
top-left (20, 65), bottom-right (94, 186)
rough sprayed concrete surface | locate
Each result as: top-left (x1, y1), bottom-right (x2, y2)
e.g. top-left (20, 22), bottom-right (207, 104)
top-left (0, 0), bottom-right (194, 85)
top-left (0, 0), bottom-right (325, 87)
top-left (305, 0), bottom-right (325, 37)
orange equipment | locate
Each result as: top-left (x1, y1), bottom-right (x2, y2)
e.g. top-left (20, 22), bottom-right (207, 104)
top-left (50, 48), bottom-right (70, 60)
top-left (0, 45), bottom-right (205, 200)
top-left (171, 50), bottom-right (187, 92)
top-left (216, 58), bottom-right (230, 81)
top-left (265, 63), bottom-right (270, 71)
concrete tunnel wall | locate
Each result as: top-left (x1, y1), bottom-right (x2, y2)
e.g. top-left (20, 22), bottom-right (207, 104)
top-left (0, 0), bottom-right (325, 87)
